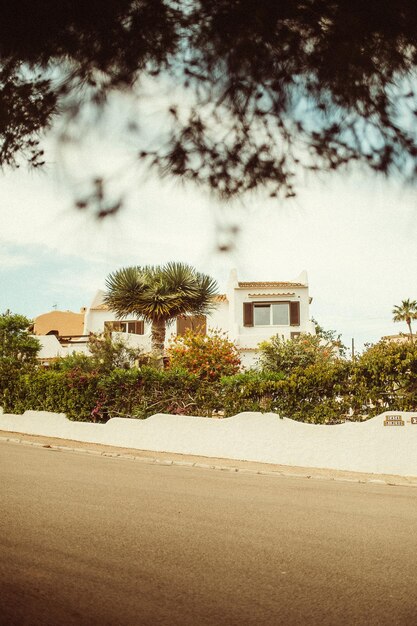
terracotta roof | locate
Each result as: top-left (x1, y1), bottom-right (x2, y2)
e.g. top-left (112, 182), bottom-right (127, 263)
top-left (90, 303), bottom-right (109, 311)
top-left (248, 293), bottom-right (295, 298)
top-left (214, 294), bottom-right (227, 302)
top-left (238, 281), bottom-right (305, 289)
top-left (34, 311), bottom-right (85, 336)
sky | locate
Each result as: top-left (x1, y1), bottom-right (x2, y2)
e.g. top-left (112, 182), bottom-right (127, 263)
top-left (1, 119), bottom-right (416, 353)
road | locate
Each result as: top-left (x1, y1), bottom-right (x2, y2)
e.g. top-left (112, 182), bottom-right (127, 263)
top-left (1, 441), bottom-right (417, 626)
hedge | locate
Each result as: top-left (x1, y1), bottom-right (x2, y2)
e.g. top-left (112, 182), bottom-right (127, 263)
top-left (1, 339), bottom-right (417, 423)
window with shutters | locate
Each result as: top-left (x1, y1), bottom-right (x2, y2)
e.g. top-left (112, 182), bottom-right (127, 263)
top-left (244, 301), bottom-right (300, 327)
top-left (253, 303), bottom-right (289, 326)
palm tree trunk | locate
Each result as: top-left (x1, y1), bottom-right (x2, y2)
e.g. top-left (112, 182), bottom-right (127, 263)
top-left (407, 318), bottom-right (413, 343)
top-left (151, 319), bottom-right (166, 368)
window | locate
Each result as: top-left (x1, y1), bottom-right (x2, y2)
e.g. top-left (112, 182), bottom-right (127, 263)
top-left (120, 321), bottom-right (144, 334)
top-left (104, 320), bottom-right (144, 335)
top-left (243, 301), bottom-right (300, 327)
top-left (254, 303), bottom-right (289, 326)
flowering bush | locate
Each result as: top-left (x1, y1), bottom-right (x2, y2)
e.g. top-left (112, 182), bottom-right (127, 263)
top-left (167, 329), bottom-right (241, 380)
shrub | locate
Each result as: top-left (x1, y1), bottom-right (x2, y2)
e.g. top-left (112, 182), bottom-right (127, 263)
top-left (219, 370), bottom-right (285, 415)
top-left (52, 332), bottom-right (149, 374)
top-left (274, 360), bottom-right (352, 424)
top-left (167, 329), bottom-right (241, 380)
top-left (349, 340), bottom-right (417, 416)
top-left (258, 333), bottom-right (340, 375)
top-left (0, 311), bottom-right (40, 365)
top-left (3, 337), bottom-right (416, 425)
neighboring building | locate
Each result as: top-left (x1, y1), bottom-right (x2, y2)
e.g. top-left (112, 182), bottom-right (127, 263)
top-left (34, 309), bottom-right (86, 340)
top-left (33, 308), bottom-right (89, 364)
top-left (83, 269), bottom-right (315, 367)
top-left (381, 333), bottom-right (416, 344)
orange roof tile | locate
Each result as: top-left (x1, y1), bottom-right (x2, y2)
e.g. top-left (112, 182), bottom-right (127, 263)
top-left (248, 293), bottom-right (295, 297)
top-left (90, 303), bottom-right (109, 311)
top-left (238, 281), bottom-right (305, 289)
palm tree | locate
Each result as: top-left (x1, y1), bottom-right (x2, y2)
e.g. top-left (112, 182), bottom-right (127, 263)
top-left (392, 299), bottom-right (417, 343)
top-left (104, 263), bottom-right (219, 366)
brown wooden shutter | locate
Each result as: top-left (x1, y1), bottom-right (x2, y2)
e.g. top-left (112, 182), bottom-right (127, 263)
top-left (104, 321), bottom-right (121, 333)
top-left (243, 302), bottom-right (254, 327)
top-left (289, 302), bottom-right (300, 326)
top-left (190, 315), bottom-right (207, 335)
top-left (176, 315), bottom-right (206, 336)
top-left (135, 320), bottom-right (144, 335)
top-left (176, 316), bottom-right (187, 336)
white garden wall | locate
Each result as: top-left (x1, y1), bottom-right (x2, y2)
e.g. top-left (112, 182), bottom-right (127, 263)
top-left (1, 408), bottom-right (417, 476)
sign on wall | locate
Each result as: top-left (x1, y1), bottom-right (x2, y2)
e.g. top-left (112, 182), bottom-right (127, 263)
top-left (383, 415), bottom-right (405, 427)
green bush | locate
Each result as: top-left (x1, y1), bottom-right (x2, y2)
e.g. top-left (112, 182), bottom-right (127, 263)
top-left (258, 333), bottom-right (340, 374)
top-left (7, 368), bottom-right (102, 421)
top-left (349, 340), bottom-right (417, 416)
top-left (0, 311), bottom-right (40, 367)
top-left (219, 370), bottom-right (285, 415)
top-left (273, 360), bottom-right (352, 424)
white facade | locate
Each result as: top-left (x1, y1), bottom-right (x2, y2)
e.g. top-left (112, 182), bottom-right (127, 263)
top-left (224, 269), bottom-right (315, 367)
top-left (83, 270), bottom-right (315, 367)
top-left (34, 334), bottom-right (91, 364)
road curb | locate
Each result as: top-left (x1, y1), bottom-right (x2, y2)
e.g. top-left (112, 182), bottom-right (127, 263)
top-left (1, 434), bottom-right (416, 488)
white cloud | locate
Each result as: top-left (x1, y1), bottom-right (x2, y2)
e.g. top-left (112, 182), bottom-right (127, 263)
top-left (0, 245), bottom-right (32, 269)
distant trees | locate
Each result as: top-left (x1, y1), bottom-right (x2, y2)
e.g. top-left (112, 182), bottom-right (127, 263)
top-left (392, 299), bottom-right (417, 342)
top-left (0, 311), bottom-right (40, 365)
top-left (104, 263), bottom-right (218, 365)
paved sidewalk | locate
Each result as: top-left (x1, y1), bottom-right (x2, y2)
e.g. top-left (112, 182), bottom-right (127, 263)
top-left (1, 430), bottom-right (417, 487)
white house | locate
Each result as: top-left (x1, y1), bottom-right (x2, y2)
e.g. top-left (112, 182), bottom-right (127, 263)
top-left (83, 269), bottom-right (315, 367)
top-left (224, 269), bottom-right (315, 366)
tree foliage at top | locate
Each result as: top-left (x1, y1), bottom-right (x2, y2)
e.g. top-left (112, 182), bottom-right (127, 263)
top-left (2, 1), bottom-right (417, 206)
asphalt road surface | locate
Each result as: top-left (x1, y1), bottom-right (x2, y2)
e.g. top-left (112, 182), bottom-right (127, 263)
top-left (1, 441), bottom-right (417, 626)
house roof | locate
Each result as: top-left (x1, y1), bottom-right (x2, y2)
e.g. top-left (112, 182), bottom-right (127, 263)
top-left (33, 310), bottom-right (85, 336)
top-left (248, 292), bottom-right (295, 298)
top-left (90, 303), bottom-right (109, 311)
top-left (238, 281), bottom-right (306, 289)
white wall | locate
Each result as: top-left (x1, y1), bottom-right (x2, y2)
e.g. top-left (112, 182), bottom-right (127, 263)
top-left (1, 409), bottom-right (417, 477)
top-left (35, 335), bottom-right (90, 361)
